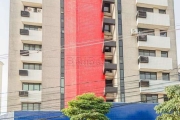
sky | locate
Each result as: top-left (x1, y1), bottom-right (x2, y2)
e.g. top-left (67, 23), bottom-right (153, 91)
top-left (0, 0), bottom-right (180, 114)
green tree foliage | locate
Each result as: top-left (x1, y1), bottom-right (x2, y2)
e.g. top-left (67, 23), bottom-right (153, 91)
top-left (62, 93), bottom-right (112, 120)
top-left (155, 85), bottom-right (180, 120)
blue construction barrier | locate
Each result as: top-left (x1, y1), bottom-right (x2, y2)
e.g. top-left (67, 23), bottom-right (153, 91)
top-left (11, 103), bottom-right (158, 120)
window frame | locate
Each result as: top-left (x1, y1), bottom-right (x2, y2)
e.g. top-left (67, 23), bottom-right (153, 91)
top-left (141, 94), bottom-right (158, 103)
top-left (140, 71), bottom-right (157, 80)
top-left (22, 103), bottom-right (41, 111)
top-left (161, 51), bottom-right (168, 58)
top-left (160, 30), bottom-right (167, 37)
top-left (139, 49), bottom-right (156, 57)
top-left (159, 9), bottom-right (166, 14)
top-left (23, 44), bottom-right (42, 51)
top-left (137, 7), bottom-right (153, 13)
top-left (104, 3), bottom-right (111, 13)
top-left (162, 73), bottom-right (170, 81)
top-left (23, 63), bottom-right (42, 70)
top-left (22, 83), bottom-right (41, 91)
top-left (24, 25), bottom-right (42, 31)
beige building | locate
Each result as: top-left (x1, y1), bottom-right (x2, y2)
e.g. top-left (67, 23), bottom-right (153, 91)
top-left (0, 61), bottom-right (3, 114)
top-left (7, 0), bottom-right (179, 112)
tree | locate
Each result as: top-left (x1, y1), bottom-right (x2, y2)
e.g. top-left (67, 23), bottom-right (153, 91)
top-left (62, 93), bottom-right (112, 120)
top-left (154, 85), bottom-right (180, 120)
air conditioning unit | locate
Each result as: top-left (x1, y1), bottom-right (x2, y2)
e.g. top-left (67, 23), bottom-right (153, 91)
top-left (37, 8), bottom-right (42, 13)
top-left (138, 56), bottom-right (149, 63)
top-left (131, 29), bottom-right (138, 36)
top-left (19, 91), bottom-right (28, 97)
top-left (27, 7), bottom-right (34, 12)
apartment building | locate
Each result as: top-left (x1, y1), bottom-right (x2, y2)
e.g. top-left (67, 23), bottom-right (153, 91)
top-left (0, 61), bottom-right (3, 114)
top-left (7, 0), bottom-right (179, 112)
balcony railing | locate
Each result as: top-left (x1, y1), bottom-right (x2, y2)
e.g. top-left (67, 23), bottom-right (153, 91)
top-left (140, 80), bottom-right (180, 94)
top-left (20, 70), bottom-right (42, 82)
top-left (21, 50), bottom-right (42, 63)
top-left (137, 12), bottom-right (170, 29)
top-left (19, 91), bottom-right (41, 102)
top-left (138, 35), bottom-right (170, 51)
top-left (136, 0), bottom-right (168, 9)
top-left (139, 57), bottom-right (172, 71)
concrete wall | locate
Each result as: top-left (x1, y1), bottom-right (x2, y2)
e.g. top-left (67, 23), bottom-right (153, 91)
top-left (0, 62), bottom-right (4, 114)
top-left (8, 0), bottom-right (24, 112)
top-left (42, 0), bottom-right (61, 110)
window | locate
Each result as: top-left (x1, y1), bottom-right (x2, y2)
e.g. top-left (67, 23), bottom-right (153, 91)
top-left (161, 51), bottom-right (168, 58)
top-left (106, 80), bottom-right (113, 87)
top-left (104, 25), bottom-right (111, 32)
top-left (24, 6), bottom-right (42, 13)
top-left (138, 28), bottom-right (155, 36)
top-left (104, 47), bottom-right (111, 52)
top-left (160, 30), bottom-right (167, 37)
top-left (137, 7), bottom-right (153, 12)
top-left (139, 49), bottom-right (156, 57)
top-left (164, 95), bottom-right (169, 102)
top-left (105, 60), bottom-right (112, 63)
top-left (104, 3), bottom-right (111, 13)
top-left (23, 83), bottom-right (41, 91)
top-left (140, 72), bottom-right (157, 80)
top-left (24, 25), bottom-right (42, 31)
top-left (23, 44), bottom-right (42, 51)
top-left (141, 94), bottom-right (158, 103)
top-left (106, 100), bottom-right (114, 102)
top-left (22, 103), bottom-right (41, 111)
top-left (159, 9), bottom-right (166, 14)
top-left (23, 63), bottom-right (42, 70)
top-left (162, 73), bottom-right (170, 80)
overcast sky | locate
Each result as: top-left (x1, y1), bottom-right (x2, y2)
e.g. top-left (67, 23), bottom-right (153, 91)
top-left (0, 0), bottom-right (180, 114)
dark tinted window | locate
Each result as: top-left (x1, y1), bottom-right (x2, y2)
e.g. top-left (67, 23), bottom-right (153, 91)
top-left (139, 49), bottom-right (156, 57)
top-left (161, 51), bottom-right (168, 58)
top-left (140, 72), bottom-right (157, 80)
top-left (141, 94), bottom-right (158, 103)
top-left (137, 7), bottom-right (153, 12)
top-left (162, 73), bottom-right (170, 80)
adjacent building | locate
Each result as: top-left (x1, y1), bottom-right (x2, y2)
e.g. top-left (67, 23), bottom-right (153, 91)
top-left (0, 61), bottom-right (3, 114)
top-left (7, 0), bottom-right (179, 112)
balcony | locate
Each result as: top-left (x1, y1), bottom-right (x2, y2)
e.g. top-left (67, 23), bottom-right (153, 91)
top-left (19, 91), bottom-right (41, 102)
top-left (21, 0), bottom-right (42, 7)
top-left (103, 41), bottom-right (116, 52)
top-left (21, 50), bottom-right (42, 63)
top-left (21, 30), bottom-right (42, 44)
top-left (21, 11), bottom-right (42, 26)
top-left (104, 87), bottom-right (118, 95)
top-left (138, 35), bottom-right (170, 51)
top-left (104, 32), bottom-right (113, 41)
top-left (106, 93), bottom-right (116, 100)
top-left (140, 80), bottom-right (180, 94)
top-left (105, 52), bottom-right (113, 60)
top-left (20, 70), bottom-right (42, 82)
top-left (139, 56), bottom-right (172, 72)
top-left (136, 0), bottom-right (168, 9)
top-left (137, 12), bottom-right (170, 29)
top-left (103, 63), bottom-right (117, 73)
top-left (102, 18), bottom-right (115, 32)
